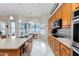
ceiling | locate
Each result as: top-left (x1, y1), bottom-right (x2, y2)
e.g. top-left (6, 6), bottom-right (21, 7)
top-left (0, 3), bottom-right (55, 19)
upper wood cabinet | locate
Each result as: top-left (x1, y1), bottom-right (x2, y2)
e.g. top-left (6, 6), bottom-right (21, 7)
top-left (56, 7), bottom-right (62, 19)
top-left (48, 17), bottom-right (52, 34)
top-left (48, 3), bottom-right (72, 29)
top-left (48, 15), bottom-right (55, 34)
top-left (72, 3), bottom-right (79, 11)
top-left (53, 7), bottom-right (62, 21)
top-left (48, 19), bottom-right (51, 34)
top-left (61, 4), bottom-right (72, 28)
top-left (54, 11), bottom-right (57, 20)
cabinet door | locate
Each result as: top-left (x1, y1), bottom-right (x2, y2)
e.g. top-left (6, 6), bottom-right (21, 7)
top-left (48, 35), bottom-right (51, 46)
top-left (72, 3), bottom-right (79, 11)
top-left (48, 35), bottom-right (55, 52)
top-left (53, 7), bottom-right (62, 22)
top-left (61, 4), bottom-right (67, 27)
top-left (61, 4), bottom-right (72, 28)
top-left (51, 15), bottom-right (55, 30)
top-left (54, 39), bottom-right (61, 56)
top-left (54, 12), bottom-right (57, 20)
top-left (48, 15), bottom-right (54, 34)
top-left (67, 4), bottom-right (72, 26)
top-left (56, 7), bottom-right (62, 19)
top-left (61, 44), bottom-right (71, 56)
top-left (48, 35), bottom-right (52, 47)
top-left (48, 20), bottom-right (51, 34)
top-left (50, 36), bottom-right (54, 51)
top-left (48, 35), bottom-right (52, 52)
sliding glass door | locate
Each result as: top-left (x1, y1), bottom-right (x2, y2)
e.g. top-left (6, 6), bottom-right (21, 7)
top-left (0, 21), bottom-right (6, 35)
top-left (19, 22), bottom-right (28, 38)
top-left (9, 20), bottom-right (16, 38)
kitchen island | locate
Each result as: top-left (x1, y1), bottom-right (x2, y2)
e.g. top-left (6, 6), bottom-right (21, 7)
top-left (0, 35), bottom-right (33, 56)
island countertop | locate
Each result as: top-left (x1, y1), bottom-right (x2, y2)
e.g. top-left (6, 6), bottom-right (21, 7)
top-left (0, 35), bottom-right (33, 49)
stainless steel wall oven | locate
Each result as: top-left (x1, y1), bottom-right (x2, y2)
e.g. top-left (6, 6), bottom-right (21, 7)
top-left (72, 9), bottom-right (79, 56)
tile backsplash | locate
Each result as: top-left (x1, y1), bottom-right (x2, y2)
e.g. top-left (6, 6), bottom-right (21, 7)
top-left (57, 28), bottom-right (71, 38)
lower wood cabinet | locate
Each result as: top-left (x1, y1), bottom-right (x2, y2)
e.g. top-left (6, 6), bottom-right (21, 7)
top-left (60, 44), bottom-right (71, 56)
top-left (48, 35), bottom-right (71, 56)
top-left (0, 49), bottom-right (20, 56)
top-left (48, 35), bottom-right (51, 47)
top-left (48, 35), bottom-right (54, 51)
top-left (54, 39), bottom-right (61, 56)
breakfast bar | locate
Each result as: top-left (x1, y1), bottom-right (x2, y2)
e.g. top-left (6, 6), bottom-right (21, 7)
top-left (0, 35), bottom-right (33, 56)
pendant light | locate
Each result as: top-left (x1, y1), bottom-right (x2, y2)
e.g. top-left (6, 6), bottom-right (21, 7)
top-left (10, 9), bottom-right (14, 20)
top-left (10, 15), bottom-right (13, 20)
top-left (19, 19), bottom-right (22, 23)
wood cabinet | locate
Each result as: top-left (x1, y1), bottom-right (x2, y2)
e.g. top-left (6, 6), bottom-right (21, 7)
top-left (61, 4), bottom-right (72, 28)
top-left (60, 44), bottom-right (71, 56)
top-left (48, 15), bottom-right (55, 34)
top-left (48, 4), bottom-right (72, 56)
top-left (48, 3), bottom-right (72, 30)
top-left (55, 7), bottom-right (62, 19)
top-left (72, 3), bottom-right (79, 11)
top-left (48, 35), bottom-right (51, 46)
top-left (54, 12), bottom-right (57, 20)
top-left (48, 19), bottom-right (52, 34)
top-left (50, 36), bottom-right (54, 51)
top-left (48, 35), bottom-right (54, 51)
top-left (53, 7), bottom-right (61, 22)
top-left (54, 39), bottom-right (61, 56)
top-left (48, 35), bottom-right (71, 56)
top-left (0, 49), bottom-right (20, 56)
top-left (48, 6), bottom-right (62, 33)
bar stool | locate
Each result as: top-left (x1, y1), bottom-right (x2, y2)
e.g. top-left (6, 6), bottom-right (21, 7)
top-left (24, 42), bottom-right (29, 56)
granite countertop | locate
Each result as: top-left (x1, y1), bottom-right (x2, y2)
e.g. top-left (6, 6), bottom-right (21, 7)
top-left (0, 35), bottom-right (33, 49)
top-left (49, 34), bottom-right (72, 49)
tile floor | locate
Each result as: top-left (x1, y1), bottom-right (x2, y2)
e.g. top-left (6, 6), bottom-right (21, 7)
top-left (29, 39), bottom-right (54, 56)
top-left (23, 39), bottom-right (54, 56)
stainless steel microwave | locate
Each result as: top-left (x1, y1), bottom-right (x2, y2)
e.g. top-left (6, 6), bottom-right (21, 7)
top-left (73, 9), bottom-right (79, 20)
top-left (53, 19), bottom-right (62, 29)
